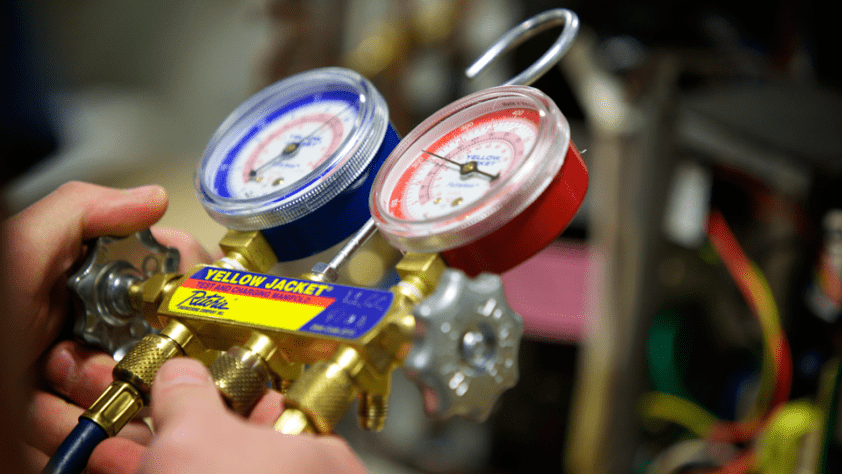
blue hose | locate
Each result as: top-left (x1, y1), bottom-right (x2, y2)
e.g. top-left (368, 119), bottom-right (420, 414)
top-left (42, 418), bottom-right (108, 474)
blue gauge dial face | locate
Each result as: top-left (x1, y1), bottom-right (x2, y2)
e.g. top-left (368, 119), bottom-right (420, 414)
top-left (207, 90), bottom-right (361, 202)
top-left (196, 67), bottom-right (393, 237)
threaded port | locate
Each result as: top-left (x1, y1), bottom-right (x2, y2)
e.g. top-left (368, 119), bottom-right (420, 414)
top-left (358, 392), bottom-right (388, 431)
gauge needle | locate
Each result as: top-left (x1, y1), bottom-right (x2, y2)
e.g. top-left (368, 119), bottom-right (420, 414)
top-left (249, 102), bottom-right (357, 181)
top-left (422, 150), bottom-right (499, 181)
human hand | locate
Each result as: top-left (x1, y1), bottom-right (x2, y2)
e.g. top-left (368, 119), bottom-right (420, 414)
top-left (31, 345), bottom-right (363, 474)
top-left (0, 181), bottom-right (212, 472)
top-left (28, 340), bottom-right (152, 473)
top-left (139, 358), bottom-right (368, 474)
top-left (2, 181), bottom-right (212, 367)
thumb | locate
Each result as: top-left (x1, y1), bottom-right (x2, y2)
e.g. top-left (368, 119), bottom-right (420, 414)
top-left (149, 358), bottom-right (227, 433)
top-left (4, 182), bottom-right (170, 298)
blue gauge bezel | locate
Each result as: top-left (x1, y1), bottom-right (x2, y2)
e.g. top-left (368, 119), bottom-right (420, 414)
top-left (196, 67), bottom-right (396, 260)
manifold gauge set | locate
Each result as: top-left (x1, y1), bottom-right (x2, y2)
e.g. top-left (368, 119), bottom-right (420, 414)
top-left (48, 8), bottom-right (586, 474)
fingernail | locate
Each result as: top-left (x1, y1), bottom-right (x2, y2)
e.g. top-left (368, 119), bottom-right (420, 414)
top-left (127, 184), bottom-right (167, 203)
top-left (54, 346), bottom-right (78, 383)
top-left (126, 184), bottom-right (159, 195)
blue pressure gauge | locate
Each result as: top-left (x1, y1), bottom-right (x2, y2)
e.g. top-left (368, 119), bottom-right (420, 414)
top-left (196, 67), bottom-right (399, 261)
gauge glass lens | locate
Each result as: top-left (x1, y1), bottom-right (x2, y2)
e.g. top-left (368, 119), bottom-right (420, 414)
top-left (196, 68), bottom-right (391, 232)
top-left (371, 85), bottom-right (570, 253)
top-left (385, 106), bottom-right (539, 222)
top-left (203, 90), bottom-right (361, 204)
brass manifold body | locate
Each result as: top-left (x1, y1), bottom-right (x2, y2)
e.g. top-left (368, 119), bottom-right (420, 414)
top-left (84, 230), bottom-right (445, 437)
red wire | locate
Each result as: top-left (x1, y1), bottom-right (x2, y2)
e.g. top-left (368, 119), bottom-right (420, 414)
top-left (712, 449), bottom-right (757, 474)
top-left (704, 210), bottom-right (793, 444)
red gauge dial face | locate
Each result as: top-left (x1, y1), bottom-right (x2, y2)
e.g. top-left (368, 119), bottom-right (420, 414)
top-left (385, 108), bottom-right (540, 223)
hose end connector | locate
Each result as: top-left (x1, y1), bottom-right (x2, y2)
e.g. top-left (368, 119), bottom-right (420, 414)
top-left (80, 381), bottom-right (143, 438)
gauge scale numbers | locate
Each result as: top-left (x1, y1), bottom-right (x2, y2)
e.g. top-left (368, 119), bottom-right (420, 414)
top-left (211, 93), bottom-right (360, 202)
top-left (385, 107), bottom-right (539, 222)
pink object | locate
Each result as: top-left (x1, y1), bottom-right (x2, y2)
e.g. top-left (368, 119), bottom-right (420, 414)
top-left (501, 241), bottom-right (590, 342)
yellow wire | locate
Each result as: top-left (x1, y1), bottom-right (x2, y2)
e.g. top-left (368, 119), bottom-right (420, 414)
top-left (747, 262), bottom-right (784, 420)
top-left (638, 392), bottom-right (719, 438)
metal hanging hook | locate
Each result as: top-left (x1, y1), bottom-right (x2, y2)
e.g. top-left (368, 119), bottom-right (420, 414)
top-left (466, 8), bottom-right (580, 87)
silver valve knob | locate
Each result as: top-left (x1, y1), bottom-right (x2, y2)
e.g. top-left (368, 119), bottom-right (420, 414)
top-left (68, 229), bottom-right (180, 360)
top-left (403, 269), bottom-right (524, 422)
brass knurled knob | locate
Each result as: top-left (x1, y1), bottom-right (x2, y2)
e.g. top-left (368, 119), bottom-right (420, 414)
top-left (113, 332), bottom-right (184, 401)
top-left (210, 346), bottom-right (271, 416)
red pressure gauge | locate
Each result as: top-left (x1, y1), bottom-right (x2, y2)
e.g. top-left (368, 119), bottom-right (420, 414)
top-left (370, 85), bottom-right (587, 275)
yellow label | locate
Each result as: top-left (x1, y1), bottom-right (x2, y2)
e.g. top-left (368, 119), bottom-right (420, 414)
top-left (166, 267), bottom-right (392, 338)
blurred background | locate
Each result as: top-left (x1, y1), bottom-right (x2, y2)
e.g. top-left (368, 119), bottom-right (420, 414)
top-left (5, 0), bottom-right (842, 472)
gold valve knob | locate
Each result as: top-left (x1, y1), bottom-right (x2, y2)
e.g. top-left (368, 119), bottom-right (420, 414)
top-left (209, 333), bottom-right (284, 417)
top-left (275, 346), bottom-right (364, 434)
